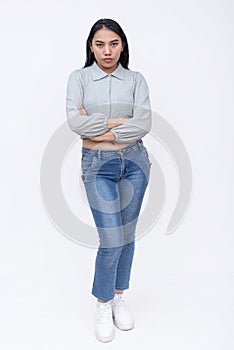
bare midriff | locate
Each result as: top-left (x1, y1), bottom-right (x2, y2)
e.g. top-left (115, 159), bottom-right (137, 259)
top-left (82, 138), bottom-right (135, 150)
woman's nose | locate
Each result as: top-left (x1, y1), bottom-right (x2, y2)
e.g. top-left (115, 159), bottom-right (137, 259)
top-left (104, 45), bottom-right (111, 55)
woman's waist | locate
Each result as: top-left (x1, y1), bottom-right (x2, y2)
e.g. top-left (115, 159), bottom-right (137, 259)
top-left (82, 138), bottom-right (136, 150)
top-left (82, 139), bottom-right (144, 158)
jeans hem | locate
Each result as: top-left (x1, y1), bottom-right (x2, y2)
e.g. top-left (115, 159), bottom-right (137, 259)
top-left (92, 289), bottom-right (115, 301)
top-left (115, 286), bottom-right (129, 291)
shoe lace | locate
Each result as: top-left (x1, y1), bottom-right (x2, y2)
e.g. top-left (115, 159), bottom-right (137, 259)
top-left (97, 303), bottom-right (112, 324)
top-left (114, 296), bottom-right (125, 309)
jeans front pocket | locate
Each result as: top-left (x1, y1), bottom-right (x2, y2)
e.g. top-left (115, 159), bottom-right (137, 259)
top-left (81, 154), bottom-right (97, 181)
top-left (141, 146), bottom-right (152, 169)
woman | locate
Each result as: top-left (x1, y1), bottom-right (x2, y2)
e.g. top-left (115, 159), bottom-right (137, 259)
top-left (66, 18), bottom-right (152, 342)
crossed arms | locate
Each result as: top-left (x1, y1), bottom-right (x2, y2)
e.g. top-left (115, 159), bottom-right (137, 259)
top-left (66, 70), bottom-right (152, 143)
top-left (78, 105), bottom-right (130, 142)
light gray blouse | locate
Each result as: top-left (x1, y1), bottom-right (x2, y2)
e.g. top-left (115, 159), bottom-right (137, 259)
top-left (66, 61), bottom-right (152, 143)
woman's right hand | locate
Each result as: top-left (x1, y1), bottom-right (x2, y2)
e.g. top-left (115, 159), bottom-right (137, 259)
top-left (78, 105), bottom-right (87, 116)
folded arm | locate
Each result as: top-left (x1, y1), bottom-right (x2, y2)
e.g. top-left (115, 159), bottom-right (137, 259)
top-left (66, 70), bottom-right (130, 139)
top-left (110, 72), bottom-right (152, 143)
top-left (66, 70), bottom-right (109, 138)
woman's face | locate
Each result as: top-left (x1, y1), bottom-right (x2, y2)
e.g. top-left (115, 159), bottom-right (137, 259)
top-left (90, 27), bottom-right (123, 74)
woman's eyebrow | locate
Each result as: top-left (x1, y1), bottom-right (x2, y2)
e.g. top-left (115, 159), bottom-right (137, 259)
top-left (94, 39), bottom-right (120, 43)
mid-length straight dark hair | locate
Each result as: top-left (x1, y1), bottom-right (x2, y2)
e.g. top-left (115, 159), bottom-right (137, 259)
top-left (84, 18), bottom-right (129, 69)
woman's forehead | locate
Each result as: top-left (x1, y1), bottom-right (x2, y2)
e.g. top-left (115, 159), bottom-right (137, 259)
top-left (92, 28), bottom-right (121, 42)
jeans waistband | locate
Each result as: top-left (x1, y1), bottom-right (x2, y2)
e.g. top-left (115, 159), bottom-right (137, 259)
top-left (82, 139), bottom-right (144, 158)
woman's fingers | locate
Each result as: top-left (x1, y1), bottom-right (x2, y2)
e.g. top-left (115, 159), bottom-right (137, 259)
top-left (78, 105), bottom-right (87, 116)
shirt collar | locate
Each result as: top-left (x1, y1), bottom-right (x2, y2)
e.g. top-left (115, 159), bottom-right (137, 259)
top-left (90, 61), bottom-right (125, 81)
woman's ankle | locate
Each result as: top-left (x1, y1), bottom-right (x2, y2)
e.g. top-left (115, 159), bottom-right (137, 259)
top-left (115, 289), bottom-right (124, 295)
top-left (97, 299), bottom-right (110, 303)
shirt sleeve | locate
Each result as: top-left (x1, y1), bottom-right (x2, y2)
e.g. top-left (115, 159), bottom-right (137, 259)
top-left (66, 70), bottom-right (109, 138)
top-left (110, 72), bottom-right (152, 143)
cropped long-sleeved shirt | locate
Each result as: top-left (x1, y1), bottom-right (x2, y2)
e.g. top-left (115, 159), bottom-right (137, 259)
top-left (66, 60), bottom-right (152, 143)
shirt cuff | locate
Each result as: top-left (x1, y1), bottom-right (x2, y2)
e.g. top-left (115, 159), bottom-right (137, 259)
top-left (110, 129), bottom-right (118, 142)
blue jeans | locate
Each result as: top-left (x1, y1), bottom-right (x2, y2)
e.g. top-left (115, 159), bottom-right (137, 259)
top-left (81, 139), bottom-right (151, 300)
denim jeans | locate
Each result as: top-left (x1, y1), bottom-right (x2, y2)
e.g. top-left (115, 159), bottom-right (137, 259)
top-left (81, 139), bottom-right (151, 300)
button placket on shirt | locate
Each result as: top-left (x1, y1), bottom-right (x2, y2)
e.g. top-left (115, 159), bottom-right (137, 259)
top-left (108, 75), bottom-right (111, 118)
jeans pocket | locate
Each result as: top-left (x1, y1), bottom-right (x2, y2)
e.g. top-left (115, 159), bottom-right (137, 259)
top-left (81, 155), bottom-right (97, 180)
top-left (141, 146), bottom-right (152, 168)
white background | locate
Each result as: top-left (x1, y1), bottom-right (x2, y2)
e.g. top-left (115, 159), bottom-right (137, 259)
top-left (0, 0), bottom-right (233, 349)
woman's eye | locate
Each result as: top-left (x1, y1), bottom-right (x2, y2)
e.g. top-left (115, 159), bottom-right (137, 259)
top-left (95, 42), bottom-right (119, 48)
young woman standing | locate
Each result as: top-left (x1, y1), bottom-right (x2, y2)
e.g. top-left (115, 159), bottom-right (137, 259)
top-left (66, 18), bottom-right (152, 342)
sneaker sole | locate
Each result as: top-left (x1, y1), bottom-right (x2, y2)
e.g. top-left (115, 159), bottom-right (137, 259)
top-left (113, 317), bottom-right (134, 331)
top-left (95, 330), bottom-right (115, 343)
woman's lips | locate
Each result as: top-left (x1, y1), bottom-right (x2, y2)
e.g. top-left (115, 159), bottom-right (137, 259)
top-left (104, 58), bottom-right (112, 63)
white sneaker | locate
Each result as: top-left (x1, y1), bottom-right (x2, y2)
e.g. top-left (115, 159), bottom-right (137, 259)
top-left (95, 300), bottom-right (115, 342)
top-left (112, 294), bottom-right (134, 331)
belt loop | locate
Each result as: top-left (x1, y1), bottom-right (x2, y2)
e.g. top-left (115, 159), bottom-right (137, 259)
top-left (98, 150), bottom-right (101, 159)
top-left (138, 139), bottom-right (143, 150)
